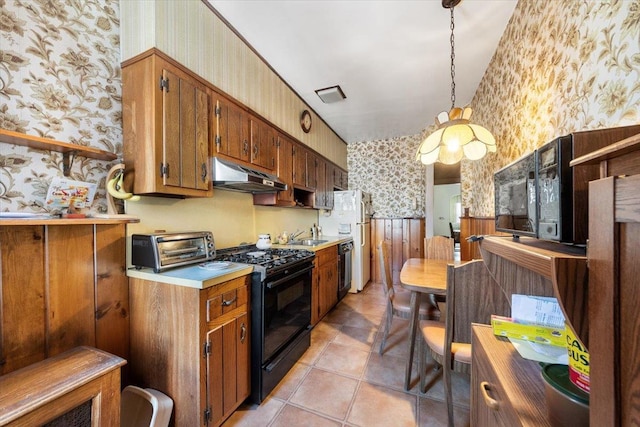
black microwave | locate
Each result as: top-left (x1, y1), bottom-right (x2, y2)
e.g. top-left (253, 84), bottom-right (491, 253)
top-left (494, 152), bottom-right (537, 238)
top-left (495, 125), bottom-right (640, 244)
top-left (536, 136), bottom-right (574, 241)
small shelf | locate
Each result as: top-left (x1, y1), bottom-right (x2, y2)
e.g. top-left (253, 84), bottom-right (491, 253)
top-left (0, 217), bottom-right (138, 225)
top-left (479, 235), bottom-right (585, 280)
top-left (480, 235), bottom-right (588, 348)
top-left (570, 132), bottom-right (640, 167)
top-left (0, 129), bottom-right (118, 175)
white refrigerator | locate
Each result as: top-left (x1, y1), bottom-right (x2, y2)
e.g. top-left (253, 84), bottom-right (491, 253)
top-left (319, 190), bottom-right (373, 292)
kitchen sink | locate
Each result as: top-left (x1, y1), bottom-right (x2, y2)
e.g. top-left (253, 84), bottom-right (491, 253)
top-left (289, 239), bottom-right (329, 246)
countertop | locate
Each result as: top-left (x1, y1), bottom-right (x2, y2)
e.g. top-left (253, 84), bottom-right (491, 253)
top-left (126, 235), bottom-right (352, 289)
top-left (271, 234), bottom-right (353, 251)
top-left (127, 262), bottom-right (254, 289)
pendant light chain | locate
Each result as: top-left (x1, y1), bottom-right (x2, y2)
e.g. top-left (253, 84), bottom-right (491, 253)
top-left (450, 6), bottom-right (456, 111)
top-left (416, 1), bottom-right (497, 165)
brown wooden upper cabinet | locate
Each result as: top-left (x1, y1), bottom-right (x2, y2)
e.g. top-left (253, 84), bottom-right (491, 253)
top-left (123, 50), bottom-right (212, 197)
top-left (314, 157), bottom-right (333, 210)
top-left (292, 142), bottom-right (310, 189)
top-left (214, 93), bottom-right (250, 163)
top-left (253, 131), bottom-right (296, 207)
top-left (331, 164), bottom-right (348, 191)
top-left (250, 116), bottom-right (275, 171)
top-left (324, 162), bottom-right (335, 208)
top-left (213, 93), bottom-right (275, 173)
top-left (275, 133), bottom-right (295, 205)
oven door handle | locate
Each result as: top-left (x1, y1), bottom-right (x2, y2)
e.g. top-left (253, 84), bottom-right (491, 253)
top-left (265, 265), bottom-right (314, 289)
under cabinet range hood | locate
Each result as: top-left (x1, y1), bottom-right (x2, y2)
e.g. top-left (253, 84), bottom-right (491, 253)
top-left (212, 157), bottom-right (287, 193)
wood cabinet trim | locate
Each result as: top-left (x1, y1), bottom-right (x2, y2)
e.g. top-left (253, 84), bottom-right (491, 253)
top-left (0, 218), bottom-right (138, 226)
top-left (0, 346), bottom-right (125, 426)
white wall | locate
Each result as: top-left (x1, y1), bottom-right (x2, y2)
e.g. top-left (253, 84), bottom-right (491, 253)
top-left (433, 183), bottom-right (460, 237)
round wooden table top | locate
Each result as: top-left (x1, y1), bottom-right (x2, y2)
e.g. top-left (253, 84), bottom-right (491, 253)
top-left (399, 258), bottom-right (458, 295)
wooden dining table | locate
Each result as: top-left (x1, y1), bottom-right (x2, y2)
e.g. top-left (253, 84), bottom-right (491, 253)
top-left (399, 258), bottom-right (458, 390)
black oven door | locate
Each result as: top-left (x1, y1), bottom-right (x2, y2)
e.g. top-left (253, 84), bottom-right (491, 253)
top-left (251, 262), bottom-right (313, 403)
top-left (261, 264), bottom-right (312, 361)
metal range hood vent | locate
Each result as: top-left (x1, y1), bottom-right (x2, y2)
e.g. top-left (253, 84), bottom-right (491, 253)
top-left (211, 157), bottom-right (287, 193)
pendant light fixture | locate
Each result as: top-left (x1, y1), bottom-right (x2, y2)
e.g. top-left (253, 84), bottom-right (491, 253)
top-left (416, 0), bottom-right (496, 165)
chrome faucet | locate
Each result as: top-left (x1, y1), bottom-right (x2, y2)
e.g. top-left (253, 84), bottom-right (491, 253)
top-left (289, 229), bottom-right (305, 241)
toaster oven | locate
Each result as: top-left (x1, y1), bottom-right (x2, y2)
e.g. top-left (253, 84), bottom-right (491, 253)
top-left (131, 232), bottom-right (215, 272)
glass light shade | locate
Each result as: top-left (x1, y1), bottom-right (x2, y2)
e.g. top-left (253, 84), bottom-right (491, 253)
top-left (416, 107), bottom-right (496, 165)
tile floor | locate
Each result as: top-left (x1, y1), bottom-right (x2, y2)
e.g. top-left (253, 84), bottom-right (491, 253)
top-left (223, 280), bottom-right (471, 427)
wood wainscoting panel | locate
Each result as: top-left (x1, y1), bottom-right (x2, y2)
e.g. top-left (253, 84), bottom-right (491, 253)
top-left (94, 224), bottom-right (130, 365)
top-left (0, 226), bottom-right (46, 375)
top-left (47, 225), bottom-right (96, 357)
top-left (459, 216), bottom-right (508, 261)
top-left (371, 218), bottom-right (424, 285)
top-left (0, 223), bottom-right (130, 377)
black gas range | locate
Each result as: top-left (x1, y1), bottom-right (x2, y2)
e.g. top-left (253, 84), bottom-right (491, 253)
top-left (215, 244), bottom-right (315, 403)
top-left (214, 245), bottom-right (315, 280)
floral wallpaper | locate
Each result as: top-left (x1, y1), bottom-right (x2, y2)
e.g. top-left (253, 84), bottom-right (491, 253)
top-left (0, 0), bottom-right (121, 214)
top-left (348, 134), bottom-right (425, 218)
top-left (464, 0), bottom-right (640, 216)
top-left (349, 0), bottom-right (640, 219)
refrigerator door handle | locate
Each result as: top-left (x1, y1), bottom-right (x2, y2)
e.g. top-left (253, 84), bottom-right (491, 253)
top-left (360, 201), bottom-right (366, 224)
top-left (360, 223), bottom-right (365, 247)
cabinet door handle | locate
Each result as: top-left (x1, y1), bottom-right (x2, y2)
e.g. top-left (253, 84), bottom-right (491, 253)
top-left (480, 381), bottom-right (500, 410)
top-left (240, 323), bottom-right (247, 343)
top-left (201, 163), bottom-right (207, 182)
top-left (243, 140), bottom-right (249, 155)
top-left (222, 296), bottom-right (237, 307)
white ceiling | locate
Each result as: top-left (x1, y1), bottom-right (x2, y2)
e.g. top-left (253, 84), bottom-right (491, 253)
top-left (208, 0), bottom-right (517, 144)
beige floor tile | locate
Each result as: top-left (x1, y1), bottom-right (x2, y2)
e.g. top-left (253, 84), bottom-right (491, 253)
top-left (299, 338), bottom-right (330, 365)
top-left (418, 396), bottom-right (470, 427)
top-left (364, 352), bottom-right (421, 393)
top-left (315, 342), bottom-right (370, 378)
top-left (222, 397), bottom-right (284, 427)
top-left (346, 310), bottom-right (384, 330)
top-left (347, 382), bottom-right (417, 427)
top-left (322, 305), bottom-right (354, 325)
top-left (270, 404), bottom-right (342, 427)
top-left (312, 321), bottom-right (342, 342)
top-left (419, 370), bottom-right (471, 409)
top-left (375, 317), bottom-right (412, 358)
top-left (269, 362), bottom-right (311, 401)
top-left (332, 325), bottom-right (378, 352)
top-left (356, 301), bottom-right (387, 316)
top-left (289, 368), bottom-right (358, 420)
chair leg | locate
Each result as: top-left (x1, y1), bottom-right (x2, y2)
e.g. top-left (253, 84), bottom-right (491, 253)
top-left (418, 333), bottom-right (426, 393)
top-left (443, 362), bottom-right (454, 427)
top-left (379, 306), bottom-right (392, 355)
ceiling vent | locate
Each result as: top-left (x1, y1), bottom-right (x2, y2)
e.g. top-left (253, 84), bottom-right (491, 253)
top-left (315, 85), bottom-right (346, 103)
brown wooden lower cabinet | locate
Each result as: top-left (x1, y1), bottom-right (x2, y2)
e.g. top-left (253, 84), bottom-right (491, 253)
top-left (471, 324), bottom-right (550, 426)
top-left (0, 222), bottom-right (129, 377)
top-left (370, 218), bottom-right (424, 285)
top-left (312, 245), bottom-right (338, 325)
top-left (129, 275), bottom-right (250, 427)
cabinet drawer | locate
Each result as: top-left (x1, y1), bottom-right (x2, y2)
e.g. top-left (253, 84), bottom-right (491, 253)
top-left (472, 341), bottom-right (520, 426)
top-left (316, 246), bottom-right (337, 265)
top-left (204, 275), bottom-right (250, 323)
top-left (471, 324), bottom-right (551, 427)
